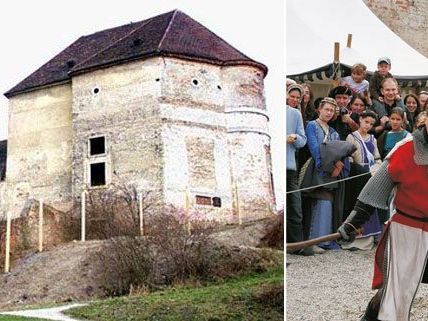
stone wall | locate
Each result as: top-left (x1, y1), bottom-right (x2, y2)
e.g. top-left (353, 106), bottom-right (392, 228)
top-left (1, 84), bottom-right (73, 219)
top-left (71, 57), bottom-right (164, 212)
top-left (364, 0), bottom-right (428, 58)
top-left (1, 55), bottom-right (274, 226)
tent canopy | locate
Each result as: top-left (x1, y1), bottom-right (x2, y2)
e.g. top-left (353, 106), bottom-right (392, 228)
top-left (286, 0), bottom-right (428, 87)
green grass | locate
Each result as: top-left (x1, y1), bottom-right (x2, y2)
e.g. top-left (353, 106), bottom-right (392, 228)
top-left (66, 266), bottom-right (284, 321)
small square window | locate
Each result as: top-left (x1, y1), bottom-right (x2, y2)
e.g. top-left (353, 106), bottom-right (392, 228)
top-left (89, 136), bottom-right (105, 156)
top-left (212, 197), bottom-right (222, 208)
top-left (90, 162), bottom-right (106, 186)
top-left (195, 195), bottom-right (211, 206)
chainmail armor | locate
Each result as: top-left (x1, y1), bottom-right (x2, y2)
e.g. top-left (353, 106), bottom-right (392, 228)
top-left (357, 161), bottom-right (394, 210)
top-left (412, 127), bottom-right (428, 165)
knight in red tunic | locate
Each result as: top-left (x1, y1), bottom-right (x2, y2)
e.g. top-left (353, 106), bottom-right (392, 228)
top-left (338, 119), bottom-right (428, 321)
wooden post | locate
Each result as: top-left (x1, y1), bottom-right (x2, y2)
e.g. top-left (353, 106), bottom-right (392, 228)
top-left (235, 184), bottom-right (242, 226)
top-left (185, 191), bottom-right (191, 235)
top-left (334, 42), bottom-right (340, 63)
top-left (4, 211), bottom-right (11, 273)
top-left (139, 192), bottom-right (144, 236)
top-left (81, 190), bottom-right (86, 242)
top-left (347, 34), bottom-right (352, 48)
top-left (38, 199), bottom-right (44, 252)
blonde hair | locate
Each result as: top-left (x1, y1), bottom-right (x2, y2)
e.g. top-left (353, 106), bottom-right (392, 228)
top-left (351, 63), bottom-right (367, 74)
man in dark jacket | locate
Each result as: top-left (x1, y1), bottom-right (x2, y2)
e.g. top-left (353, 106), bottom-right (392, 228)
top-left (371, 78), bottom-right (405, 137)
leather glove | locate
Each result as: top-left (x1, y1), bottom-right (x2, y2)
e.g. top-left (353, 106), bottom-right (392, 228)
top-left (337, 210), bottom-right (362, 244)
top-left (337, 223), bottom-right (360, 244)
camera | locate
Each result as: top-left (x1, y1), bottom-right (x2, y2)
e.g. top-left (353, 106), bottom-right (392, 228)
top-left (340, 107), bottom-right (349, 116)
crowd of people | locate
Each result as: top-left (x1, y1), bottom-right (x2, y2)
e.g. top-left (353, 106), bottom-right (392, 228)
top-left (286, 57), bottom-right (428, 256)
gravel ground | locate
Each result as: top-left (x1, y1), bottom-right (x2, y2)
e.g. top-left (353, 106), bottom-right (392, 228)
top-left (286, 248), bottom-right (428, 321)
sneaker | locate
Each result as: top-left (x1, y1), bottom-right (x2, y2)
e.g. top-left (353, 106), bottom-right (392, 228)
top-left (309, 245), bottom-right (326, 254)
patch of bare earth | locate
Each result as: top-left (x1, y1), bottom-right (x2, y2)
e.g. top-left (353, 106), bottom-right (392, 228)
top-left (0, 218), bottom-right (277, 311)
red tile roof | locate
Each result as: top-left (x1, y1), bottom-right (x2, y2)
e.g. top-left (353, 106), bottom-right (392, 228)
top-left (5, 10), bottom-right (267, 98)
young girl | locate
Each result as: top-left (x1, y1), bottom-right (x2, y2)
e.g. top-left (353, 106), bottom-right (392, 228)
top-left (403, 93), bottom-right (421, 132)
top-left (344, 110), bottom-right (382, 250)
top-left (377, 107), bottom-right (411, 160)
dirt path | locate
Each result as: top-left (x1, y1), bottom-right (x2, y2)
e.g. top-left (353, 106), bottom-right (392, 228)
top-left (0, 303), bottom-right (86, 321)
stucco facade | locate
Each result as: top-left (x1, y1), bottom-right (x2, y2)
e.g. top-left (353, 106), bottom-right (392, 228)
top-left (1, 57), bottom-right (274, 223)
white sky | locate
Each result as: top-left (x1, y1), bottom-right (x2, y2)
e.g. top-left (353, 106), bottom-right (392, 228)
top-left (0, 0), bottom-right (285, 208)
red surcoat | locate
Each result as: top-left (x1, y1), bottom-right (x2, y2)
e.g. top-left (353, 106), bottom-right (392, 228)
top-left (372, 138), bottom-right (428, 289)
top-left (388, 139), bottom-right (428, 231)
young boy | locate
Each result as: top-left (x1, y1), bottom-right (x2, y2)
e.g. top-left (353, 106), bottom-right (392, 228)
top-left (341, 63), bottom-right (369, 95)
top-left (369, 57), bottom-right (394, 102)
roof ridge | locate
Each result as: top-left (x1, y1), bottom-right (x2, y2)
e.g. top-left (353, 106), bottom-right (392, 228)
top-left (71, 17), bottom-right (156, 73)
top-left (157, 9), bottom-right (179, 50)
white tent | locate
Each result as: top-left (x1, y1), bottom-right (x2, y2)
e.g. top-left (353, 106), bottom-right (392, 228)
top-left (286, 0), bottom-right (428, 89)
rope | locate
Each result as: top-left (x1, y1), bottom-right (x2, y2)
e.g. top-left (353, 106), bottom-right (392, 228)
top-left (286, 171), bottom-right (371, 194)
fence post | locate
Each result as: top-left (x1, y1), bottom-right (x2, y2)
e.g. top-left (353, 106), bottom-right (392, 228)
top-left (139, 192), bottom-right (144, 236)
top-left (81, 190), bottom-right (86, 242)
top-left (4, 211), bottom-right (11, 273)
top-left (185, 191), bottom-right (191, 235)
top-left (235, 183), bottom-right (242, 226)
top-left (38, 199), bottom-right (44, 252)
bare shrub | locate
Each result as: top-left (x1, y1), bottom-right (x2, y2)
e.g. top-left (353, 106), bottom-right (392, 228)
top-left (85, 177), bottom-right (154, 239)
top-left (251, 282), bottom-right (284, 313)
top-left (96, 207), bottom-right (280, 296)
top-left (259, 210), bottom-right (284, 250)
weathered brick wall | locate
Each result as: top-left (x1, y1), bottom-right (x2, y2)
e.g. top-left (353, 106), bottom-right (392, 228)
top-left (364, 0), bottom-right (428, 58)
top-left (1, 84), bottom-right (73, 219)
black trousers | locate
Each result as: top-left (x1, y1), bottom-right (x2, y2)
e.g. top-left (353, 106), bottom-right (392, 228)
top-left (286, 169), bottom-right (304, 243)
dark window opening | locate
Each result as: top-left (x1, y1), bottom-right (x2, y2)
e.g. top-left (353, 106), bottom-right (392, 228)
top-left (89, 136), bottom-right (105, 156)
top-left (195, 195), bottom-right (211, 206)
top-left (212, 197), bottom-right (222, 208)
top-left (90, 162), bottom-right (106, 186)
top-left (0, 140), bottom-right (7, 181)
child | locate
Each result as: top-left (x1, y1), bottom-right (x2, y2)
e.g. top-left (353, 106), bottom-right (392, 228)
top-left (341, 63), bottom-right (369, 95)
top-left (377, 107), bottom-right (411, 160)
top-left (344, 110), bottom-right (382, 251)
top-left (415, 110), bottom-right (428, 129)
top-left (369, 57), bottom-right (394, 102)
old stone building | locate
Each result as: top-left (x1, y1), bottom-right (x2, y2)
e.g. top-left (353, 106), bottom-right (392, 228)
top-left (0, 10), bottom-right (274, 224)
top-left (364, 0), bottom-right (428, 58)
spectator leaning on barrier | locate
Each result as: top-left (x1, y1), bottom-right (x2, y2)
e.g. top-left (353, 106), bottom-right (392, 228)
top-left (286, 84), bottom-right (312, 256)
top-left (301, 97), bottom-right (353, 253)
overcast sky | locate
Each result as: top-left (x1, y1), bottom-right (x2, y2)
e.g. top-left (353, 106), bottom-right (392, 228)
top-left (0, 0), bottom-right (285, 207)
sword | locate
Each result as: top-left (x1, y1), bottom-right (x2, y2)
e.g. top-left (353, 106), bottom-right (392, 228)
top-left (286, 229), bottom-right (363, 252)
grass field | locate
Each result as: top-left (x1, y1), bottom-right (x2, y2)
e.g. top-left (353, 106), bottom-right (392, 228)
top-left (66, 265), bottom-right (284, 321)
